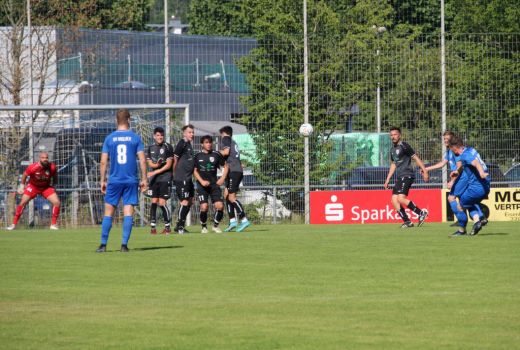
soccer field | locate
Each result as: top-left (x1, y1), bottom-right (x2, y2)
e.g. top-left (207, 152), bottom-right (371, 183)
top-left (1, 223), bottom-right (519, 349)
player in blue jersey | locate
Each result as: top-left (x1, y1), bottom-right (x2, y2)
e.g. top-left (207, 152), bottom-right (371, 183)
top-left (448, 136), bottom-right (490, 236)
top-left (96, 109), bottom-right (148, 252)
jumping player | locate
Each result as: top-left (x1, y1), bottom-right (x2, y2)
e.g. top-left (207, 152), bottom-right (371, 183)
top-left (193, 135), bottom-right (228, 233)
top-left (7, 151), bottom-right (60, 230)
top-left (96, 109), bottom-right (147, 252)
top-left (384, 126), bottom-right (429, 228)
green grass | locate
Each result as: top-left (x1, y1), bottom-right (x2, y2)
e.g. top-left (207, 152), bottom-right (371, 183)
top-left (1, 222), bottom-right (519, 349)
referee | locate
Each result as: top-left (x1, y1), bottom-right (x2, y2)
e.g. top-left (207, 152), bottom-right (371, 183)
top-left (146, 127), bottom-right (174, 234)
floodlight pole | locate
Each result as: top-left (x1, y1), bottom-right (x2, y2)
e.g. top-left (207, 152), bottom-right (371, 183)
top-left (303, 0), bottom-right (310, 224)
top-left (440, 0), bottom-right (447, 185)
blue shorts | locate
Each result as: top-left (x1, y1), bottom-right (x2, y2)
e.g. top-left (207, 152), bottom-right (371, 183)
top-left (105, 182), bottom-right (139, 206)
top-left (459, 186), bottom-right (488, 209)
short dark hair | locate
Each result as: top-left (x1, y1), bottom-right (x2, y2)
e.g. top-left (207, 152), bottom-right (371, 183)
top-left (116, 109), bottom-right (130, 125)
top-left (449, 135), bottom-right (464, 147)
top-left (200, 135), bottom-right (213, 144)
top-left (389, 126), bottom-right (401, 133)
top-left (182, 124), bottom-right (194, 131)
top-left (443, 130), bottom-right (455, 137)
top-left (219, 125), bottom-right (233, 136)
top-left (153, 127), bottom-right (165, 135)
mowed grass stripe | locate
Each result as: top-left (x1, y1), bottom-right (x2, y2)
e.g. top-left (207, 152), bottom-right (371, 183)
top-left (1, 223), bottom-right (519, 349)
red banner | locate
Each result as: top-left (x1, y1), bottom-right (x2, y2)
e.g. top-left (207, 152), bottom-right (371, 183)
top-left (310, 189), bottom-right (443, 224)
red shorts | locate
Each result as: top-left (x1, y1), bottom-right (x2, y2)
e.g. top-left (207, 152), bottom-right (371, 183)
top-left (24, 184), bottom-right (56, 199)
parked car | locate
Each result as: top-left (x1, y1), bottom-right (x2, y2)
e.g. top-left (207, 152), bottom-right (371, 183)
top-left (504, 163), bottom-right (520, 187)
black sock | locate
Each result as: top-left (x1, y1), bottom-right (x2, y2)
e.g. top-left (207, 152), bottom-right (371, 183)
top-left (150, 203), bottom-right (157, 226)
top-left (200, 211), bottom-right (208, 225)
top-left (398, 206), bottom-right (410, 222)
top-left (214, 210), bottom-right (224, 226)
top-left (408, 201), bottom-right (422, 215)
top-left (177, 205), bottom-right (190, 227)
top-left (160, 205), bottom-right (171, 225)
top-left (233, 200), bottom-right (246, 220)
top-left (226, 200), bottom-right (236, 219)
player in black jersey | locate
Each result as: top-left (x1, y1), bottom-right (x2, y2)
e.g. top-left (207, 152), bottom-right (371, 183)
top-left (384, 126), bottom-right (429, 228)
top-left (172, 124), bottom-right (195, 234)
top-left (193, 135), bottom-right (228, 233)
top-left (146, 127), bottom-right (174, 234)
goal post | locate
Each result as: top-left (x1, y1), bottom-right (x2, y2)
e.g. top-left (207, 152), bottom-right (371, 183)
top-left (0, 104), bottom-right (189, 229)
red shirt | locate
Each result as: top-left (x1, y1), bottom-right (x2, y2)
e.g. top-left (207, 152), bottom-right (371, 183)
top-left (25, 162), bottom-right (57, 188)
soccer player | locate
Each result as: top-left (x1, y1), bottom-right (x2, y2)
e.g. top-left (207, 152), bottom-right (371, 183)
top-left (448, 136), bottom-right (490, 236)
top-left (146, 127), bottom-right (174, 235)
top-left (7, 151), bottom-right (61, 230)
top-left (96, 109), bottom-right (147, 253)
top-left (384, 126), bottom-right (429, 228)
top-left (219, 125), bottom-right (251, 232)
top-left (193, 135), bottom-right (228, 233)
top-left (172, 124), bottom-right (195, 234)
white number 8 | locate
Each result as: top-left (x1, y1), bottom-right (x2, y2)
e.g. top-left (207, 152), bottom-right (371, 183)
top-left (117, 144), bottom-right (127, 164)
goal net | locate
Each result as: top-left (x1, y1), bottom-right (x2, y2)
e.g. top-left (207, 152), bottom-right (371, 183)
top-left (0, 104), bottom-right (188, 228)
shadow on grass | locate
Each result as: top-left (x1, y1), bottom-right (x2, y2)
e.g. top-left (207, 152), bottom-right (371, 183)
top-left (478, 232), bottom-right (509, 236)
top-left (133, 245), bottom-right (184, 251)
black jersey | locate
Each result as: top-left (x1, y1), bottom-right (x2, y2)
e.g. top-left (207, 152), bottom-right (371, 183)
top-left (220, 136), bottom-right (242, 173)
top-left (194, 150), bottom-right (224, 184)
top-left (146, 142), bottom-right (173, 182)
top-left (173, 138), bottom-right (194, 181)
top-left (390, 141), bottom-right (416, 178)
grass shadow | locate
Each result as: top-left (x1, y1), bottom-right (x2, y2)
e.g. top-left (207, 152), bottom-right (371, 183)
top-left (133, 245), bottom-right (184, 251)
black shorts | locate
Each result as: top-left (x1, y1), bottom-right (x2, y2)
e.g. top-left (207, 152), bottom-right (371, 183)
top-left (174, 180), bottom-right (194, 200)
top-left (197, 183), bottom-right (223, 204)
top-left (225, 172), bottom-right (243, 194)
top-left (392, 176), bottom-right (415, 195)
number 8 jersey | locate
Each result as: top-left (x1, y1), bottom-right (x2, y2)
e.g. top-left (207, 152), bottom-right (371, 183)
top-left (102, 129), bottom-right (144, 184)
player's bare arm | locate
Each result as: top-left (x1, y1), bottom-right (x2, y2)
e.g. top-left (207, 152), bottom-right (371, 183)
top-left (217, 163), bottom-right (228, 187)
top-left (17, 173), bottom-right (28, 194)
top-left (147, 158), bottom-right (172, 178)
top-left (384, 163), bottom-right (397, 189)
top-left (425, 159), bottom-right (447, 172)
top-left (193, 168), bottom-right (210, 187)
top-left (472, 159), bottom-right (489, 179)
top-left (138, 151), bottom-right (148, 192)
top-left (413, 154), bottom-right (429, 182)
top-left (100, 152), bottom-right (109, 194)
top-left (219, 147), bottom-right (230, 157)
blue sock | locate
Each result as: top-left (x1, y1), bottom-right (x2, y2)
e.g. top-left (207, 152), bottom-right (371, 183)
top-left (450, 201), bottom-right (468, 228)
top-left (122, 216), bottom-right (133, 246)
top-left (472, 204), bottom-right (483, 219)
top-left (100, 216), bottom-right (113, 245)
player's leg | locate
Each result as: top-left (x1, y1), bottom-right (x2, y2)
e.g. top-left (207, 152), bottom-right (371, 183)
top-left (211, 185), bottom-right (224, 233)
top-left (392, 178), bottom-right (412, 227)
top-left (119, 183), bottom-right (139, 251)
top-left (400, 177), bottom-right (428, 226)
top-left (150, 194), bottom-right (159, 234)
top-left (158, 197), bottom-right (171, 234)
top-left (227, 172), bottom-right (250, 232)
top-left (96, 182), bottom-right (121, 252)
top-left (451, 194), bottom-right (472, 236)
top-left (174, 180), bottom-right (193, 234)
top-left (447, 194), bottom-right (459, 226)
top-left (223, 187), bottom-right (237, 232)
top-left (199, 202), bottom-right (209, 233)
top-left (7, 193), bottom-right (33, 230)
top-left (43, 188), bottom-right (60, 230)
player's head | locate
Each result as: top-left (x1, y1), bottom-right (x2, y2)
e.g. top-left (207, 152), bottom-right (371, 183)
top-left (389, 126), bottom-right (401, 144)
top-left (449, 135), bottom-right (464, 155)
top-left (116, 109), bottom-right (130, 127)
top-left (153, 127), bottom-right (165, 145)
top-left (219, 126), bottom-right (233, 137)
top-left (182, 124), bottom-right (194, 141)
top-left (38, 151), bottom-right (50, 167)
top-left (442, 130), bottom-right (455, 147)
top-left (200, 135), bottom-right (213, 151)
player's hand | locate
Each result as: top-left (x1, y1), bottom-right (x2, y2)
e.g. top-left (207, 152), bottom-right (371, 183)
top-left (200, 180), bottom-right (210, 187)
top-left (140, 180), bottom-right (148, 193)
top-left (101, 181), bottom-right (107, 194)
top-left (147, 171), bottom-right (155, 178)
top-left (422, 171), bottom-right (429, 182)
top-left (450, 171), bottom-right (459, 179)
top-left (480, 172), bottom-right (489, 179)
top-left (17, 184), bottom-right (24, 195)
top-left (216, 177), bottom-right (224, 186)
top-left (384, 180), bottom-right (389, 189)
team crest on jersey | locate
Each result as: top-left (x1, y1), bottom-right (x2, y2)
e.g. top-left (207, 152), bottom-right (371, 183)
top-left (45, 170), bottom-right (50, 175)
top-left (210, 157), bottom-right (215, 162)
top-left (160, 149), bottom-right (164, 154)
top-left (396, 149), bottom-right (400, 155)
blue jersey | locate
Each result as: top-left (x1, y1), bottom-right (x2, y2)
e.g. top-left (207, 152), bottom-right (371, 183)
top-left (457, 147), bottom-right (490, 190)
top-left (444, 149), bottom-right (458, 172)
top-left (102, 130), bottom-right (144, 184)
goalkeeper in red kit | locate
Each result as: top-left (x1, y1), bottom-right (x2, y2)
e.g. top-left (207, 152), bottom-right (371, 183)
top-left (7, 151), bottom-right (61, 230)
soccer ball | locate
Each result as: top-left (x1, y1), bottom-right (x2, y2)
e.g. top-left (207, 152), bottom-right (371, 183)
top-left (299, 123), bottom-right (314, 137)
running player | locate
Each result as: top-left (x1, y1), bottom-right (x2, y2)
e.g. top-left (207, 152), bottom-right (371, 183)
top-left (219, 126), bottom-right (251, 232)
top-left (146, 127), bottom-right (174, 235)
top-left (193, 135), bottom-right (228, 233)
top-left (96, 109), bottom-right (147, 252)
top-left (448, 136), bottom-right (490, 236)
top-left (7, 151), bottom-right (60, 230)
top-left (384, 126), bottom-right (429, 228)
top-left (172, 124), bottom-right (195, 234)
